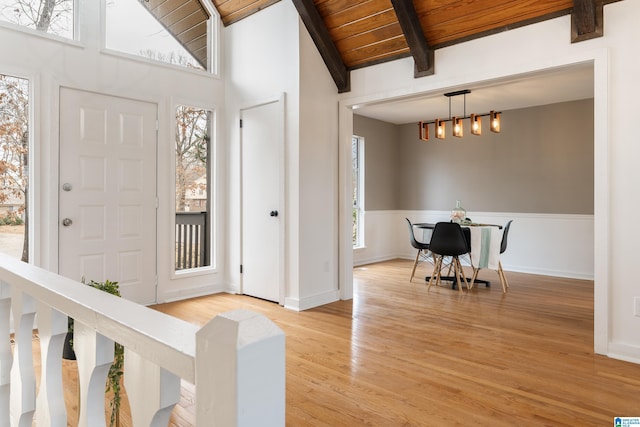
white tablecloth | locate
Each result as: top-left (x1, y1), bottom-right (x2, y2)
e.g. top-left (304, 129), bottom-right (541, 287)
top-left (469, 226), bottom-right (501, 270)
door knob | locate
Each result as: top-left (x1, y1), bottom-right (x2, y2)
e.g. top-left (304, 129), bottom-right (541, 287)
top-left (270, 210), bottom-right (278, 217)
top-left (62, 218), bottom-right (72, 227)
top-left (62, 183), bottom-right (72, 191)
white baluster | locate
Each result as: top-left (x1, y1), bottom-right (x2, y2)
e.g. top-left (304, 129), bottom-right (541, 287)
top-left (196, 309), bottom-right (285, 427)
top-left (124, 349), bottom-right (180, 426)
top-left (35, 305), bottom-right (68, 427)
top-left (0, 281), bottom-right (12, 426)
top-left (75, 322), bottom-right (113, 427)
top-left (9, 290), bottom-right (36, 427)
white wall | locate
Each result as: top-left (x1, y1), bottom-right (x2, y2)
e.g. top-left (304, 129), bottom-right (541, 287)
top-left (339, 1), bottom-right (640, 363)
top-left (355, 211), bottom-right (594, 280)
top-left (0, 2), bottom-right (226, 302)
top-left (224, 1), bottom-right (340, 310)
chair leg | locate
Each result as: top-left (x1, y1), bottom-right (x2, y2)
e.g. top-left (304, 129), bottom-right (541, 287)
top-left (458, 259), bottom-right (471, 290)
top-left (470, 268), bottom-right (479, 288)
top-left (410, 249), bottom-right (421, 282)
top-left (428, 256), bottom-right (442, 291)
top-left (453, 257), bottom-right (469, 293)
top-left (498, 261), bottom-right (509, 292)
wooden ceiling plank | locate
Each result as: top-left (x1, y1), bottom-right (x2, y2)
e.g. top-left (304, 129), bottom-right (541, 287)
top-left (172, 20), bottom-right (207, 40)
top-left (334, 22), bottom-right (403, 52)
top-left (162, 0), bottom-right (201, 24)
top-left (342, 36), bottom-right (410, 67)
top-left (220, 0), bottom-right (281, 26)
top-left (216, 0), bottom-right (264, 16)
top-left (168, 10), bottom-right (208, 34)
top-left (292, 0), bottom-right (350, 92)
top-left (420, 0), bottom-right (573, 46)
top-left (330, 9), bottom-right (399, 42)
top-left (571, 0), bottom-right (603, 42)
top-left (390, 0), bottom-right (433, 77)
top-left (321, 0), bottom-right (394, 30)
top-left (151, 0), bottom-right (187, 19)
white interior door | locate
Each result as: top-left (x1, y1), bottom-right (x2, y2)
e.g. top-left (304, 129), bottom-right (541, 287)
top-left (59, 88), bottom-right (157, 305)
top-left (241, 98), bottom-right (284, 303)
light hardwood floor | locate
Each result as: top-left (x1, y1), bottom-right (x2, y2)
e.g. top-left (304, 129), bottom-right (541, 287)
top-left (43, 259), bottom-right (640, 425)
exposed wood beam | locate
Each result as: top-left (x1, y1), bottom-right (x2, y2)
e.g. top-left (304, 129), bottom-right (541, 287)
top-left (571, 0), bottom-right (603, 42)
top-left (291, 0), bottom-right (350, 93)
top-left (390, 0), bottom-right (434, 78)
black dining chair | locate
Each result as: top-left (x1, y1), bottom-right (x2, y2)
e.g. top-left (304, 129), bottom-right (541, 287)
top-left (405, 218), bottom-right (432, 282)
top-left (427, 222), bottom-right (471, 294)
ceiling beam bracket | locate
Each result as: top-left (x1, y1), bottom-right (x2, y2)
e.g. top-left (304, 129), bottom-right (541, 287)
top-left (391, 0), bottom-right (434, 78)
top-left (292, 0), bottom-right (350, 93)
top-left (571, 0), bottom-right (604, 42)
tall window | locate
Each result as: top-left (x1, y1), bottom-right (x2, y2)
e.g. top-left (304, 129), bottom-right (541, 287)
top-left (0, 0), bottom-right (74, 39)
top-left (175, 105), bottom-right (212, 271)
top-left (0, 73), bottom-right (29, 262)
top-left (352, 135), bottom-right (364, 248)
top-left (105, 0), bottom-right (211, 71)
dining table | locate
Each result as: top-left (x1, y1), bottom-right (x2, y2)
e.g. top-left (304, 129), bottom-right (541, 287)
top-left (413, 222), bottom-right (502, 289)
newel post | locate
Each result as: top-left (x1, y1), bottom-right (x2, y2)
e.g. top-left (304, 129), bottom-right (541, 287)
top-left (195, 309), bottom-right (285, 426)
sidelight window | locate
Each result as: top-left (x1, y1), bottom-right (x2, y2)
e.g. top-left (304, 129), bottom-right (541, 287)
top-left (0, 73), bottom-right (30, 262)
top-left (352, 135), bottom-right (364, 248)
top-left (175, 104), bottom-right (212, 271)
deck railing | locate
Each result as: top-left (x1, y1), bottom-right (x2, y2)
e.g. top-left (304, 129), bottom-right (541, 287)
top-left (0, 253), bottom-right (285, 426)
top-left (175, 212), bottom-right (208, 270)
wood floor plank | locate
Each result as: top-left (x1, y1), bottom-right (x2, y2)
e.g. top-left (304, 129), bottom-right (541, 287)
top-left (42, 259), bottom-right (640, 425)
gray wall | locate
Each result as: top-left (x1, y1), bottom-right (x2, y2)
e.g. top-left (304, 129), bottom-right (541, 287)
top-left (354, 98), bottom-right (594, 214)
top-left (353, 114), bottom-right (400, 210)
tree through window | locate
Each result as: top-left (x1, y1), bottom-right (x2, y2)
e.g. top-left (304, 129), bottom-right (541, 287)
top-left (0, 73), bottom-right (29, 262)
top-left (0, 0), bottom-right (74, 39)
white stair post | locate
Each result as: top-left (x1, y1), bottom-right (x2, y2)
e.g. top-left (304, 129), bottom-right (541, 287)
top-left (196, 309), bottom-right (285, 427)
top-left (9, 290), bottom-right (37, 427)
top-left (75, 322), bottom-right (113, 427)
top-left (35, 305), bottom-right (68, 427)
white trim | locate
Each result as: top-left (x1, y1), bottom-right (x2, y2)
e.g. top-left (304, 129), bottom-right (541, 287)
top-left (339, 49), bottom-right (609, 355)
top-left (284, 289), bottom-right (340, 312)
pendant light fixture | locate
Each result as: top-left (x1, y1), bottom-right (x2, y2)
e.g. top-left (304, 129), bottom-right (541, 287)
top-left (470, 113), bottom-right (482, 135)
top-left (417, 90), bottom-right (501, 141)
top-left (490, 110), bottom-right (501, 133)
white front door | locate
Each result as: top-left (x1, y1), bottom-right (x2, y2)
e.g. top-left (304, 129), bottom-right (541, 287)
top-left (59, 88), bottom-right (157, 305)
top-left (241, 97), bottom-right (284, 303)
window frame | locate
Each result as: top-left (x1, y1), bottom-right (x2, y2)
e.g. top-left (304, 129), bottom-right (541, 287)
top-left (172, 102), bottom-right (217, 277)
top-left (101, 0), bottom-right (220, 77)
top-left (352, 135), bottom-right (365, 249)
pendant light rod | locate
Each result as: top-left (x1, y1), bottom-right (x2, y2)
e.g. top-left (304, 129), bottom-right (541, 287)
top-left (419, 111), bottom-right (500, 125)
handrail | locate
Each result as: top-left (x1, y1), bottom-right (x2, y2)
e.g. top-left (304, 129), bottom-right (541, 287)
top-left (0, 253), bottom-right (285, 426)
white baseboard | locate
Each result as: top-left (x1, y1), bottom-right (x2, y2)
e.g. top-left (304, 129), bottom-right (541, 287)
top-left (607, 342), bottom-right (640, 365)
top-left (285, 289), bottom-right (339, 311)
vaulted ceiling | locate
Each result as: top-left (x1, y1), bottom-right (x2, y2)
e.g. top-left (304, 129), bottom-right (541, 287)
top-left (149, 0), bottom-right (617, 92)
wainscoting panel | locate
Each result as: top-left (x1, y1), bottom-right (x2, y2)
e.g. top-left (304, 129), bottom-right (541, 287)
top-left (354, 210), bottom-right (594, 280)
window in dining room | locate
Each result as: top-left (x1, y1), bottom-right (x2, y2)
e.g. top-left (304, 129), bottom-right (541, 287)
top-left (352, 135), bottom-right (365, 248)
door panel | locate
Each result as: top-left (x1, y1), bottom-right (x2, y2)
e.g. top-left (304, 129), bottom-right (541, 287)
top-left (241, 99), bottom-right (284, 303)
top-left (59, 88), bottom-right (157, 304)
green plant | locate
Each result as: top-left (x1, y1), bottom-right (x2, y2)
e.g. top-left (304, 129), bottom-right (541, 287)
top-left (0, 212), bottom-right (24, 225)
top-left (82, 278), bottom-right (123, 427)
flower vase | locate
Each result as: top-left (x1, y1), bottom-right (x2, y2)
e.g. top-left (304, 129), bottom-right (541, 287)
top-left (450, 200), bottom-right (466, 223)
